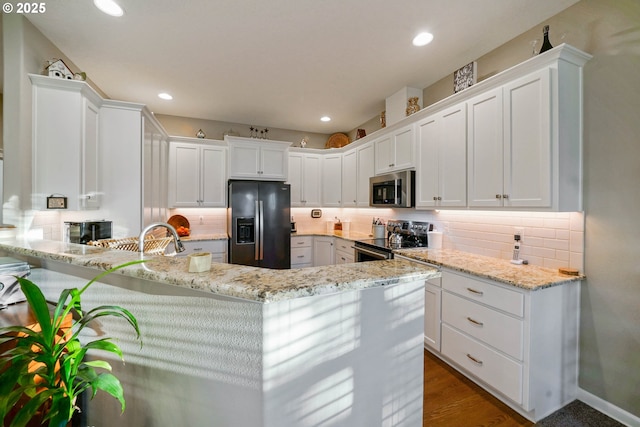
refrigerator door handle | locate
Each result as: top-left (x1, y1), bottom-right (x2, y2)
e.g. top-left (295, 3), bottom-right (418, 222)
top-left (254, 200), bottom-right (260, 261)
top-left (259, 200), bottom-right (264, 260)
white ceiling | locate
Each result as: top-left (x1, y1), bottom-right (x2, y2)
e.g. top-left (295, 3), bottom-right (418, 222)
top-left (24, 0), bottom-right (578, 134)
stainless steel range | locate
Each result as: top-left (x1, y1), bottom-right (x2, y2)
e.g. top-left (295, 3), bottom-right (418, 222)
top-left (354, 220), bottom-right (431, 262)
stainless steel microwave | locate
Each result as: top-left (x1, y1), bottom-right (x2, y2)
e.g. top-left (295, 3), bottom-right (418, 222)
top-left (369, 170), bottom-right (415, 208)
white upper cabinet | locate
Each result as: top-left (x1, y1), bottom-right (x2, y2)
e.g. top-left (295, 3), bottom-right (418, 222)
top-left (341, 149), bottom-right (358, 207)
top-left (416, 103), bottom-right (467, 208)
top-left (168, 139), bottom-right (226, 208)
top-left (356, 143), bottom-right (375, 206)
top-left (321, 153), bottom-right (342, 206)
top-left (467, 88), bottom-right (505, 208)
top-left (468, 69), bottom-right (552, 208)
top-left (226, 136), bottom-right (290, 181)
top-left (464, 45), bottom-right (590, 211)
top-left (30, 74), bottom-right (103, 210)
top-left (288, 151), bottom-right (321, 207)
top-left (502, 68), bottom-right (551, 208)
top-left (374, 124), bottom-right (415, 175)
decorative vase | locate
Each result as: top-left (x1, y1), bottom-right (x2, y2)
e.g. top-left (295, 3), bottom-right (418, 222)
top-left (380, 111), bottom-right (386, 128)
top-left (406, 97), bottom-right (420, 116)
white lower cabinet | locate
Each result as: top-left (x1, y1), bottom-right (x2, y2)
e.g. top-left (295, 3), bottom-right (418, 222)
top-left (334, 238), bottom-right (354, 264)
top-left (424, 276), bottom-right (442, 351)
top-left (436, 269), bottom-right (580, 422)
top-left (313, 236), bottom-right (334, 266)
top-left (176, 240), bottom-right (227, 263)
top-left (291, 236), bottom-right (313, 268)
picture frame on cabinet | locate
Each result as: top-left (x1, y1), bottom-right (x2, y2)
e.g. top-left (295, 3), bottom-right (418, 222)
top-left (454, 61), bottom-right (477, 93)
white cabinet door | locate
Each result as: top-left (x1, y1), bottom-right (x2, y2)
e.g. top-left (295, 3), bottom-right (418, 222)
top-left (288, 153), bottom-right (303, 206)
top-left (30, 75), bottom-right (103, 211)
top-left (467, 88), bottom-right (504, 207)
top-left (424, 280), bottom-right (442, 351)
top-left (313, 236), bottom-right (334, 266)
top-left (416, 104), bottom-right (466, 208)
top-left (374, 134), bottom-right (394, 175)
top-left (168, 141), bottom-right (226, 207)
top-left (227, 137), bottom-right (290, 180)
top-left (374, 124), bottom-right (415, 175)
top-left (288, 153), bottom-right (321, 207)
top-left (341, 149), bottom-right (357, 207)
top-left (82, 98), bottom-right (101, 209)
top-left (356, 143), bottom-right (375, 207)
top-left (260, 144), bottom-right (288, 180)
top-left (503, 68), bottom-right (551, 208)
top-left (393, 125), bottom-right (415, 171)
top-left (228, 142), bottom-right (261, 179)
top-left (168, 143), bottom-right (200, 207)
top-left (302, 154), bottom-right (321, 206)
top-left (416, 115), bottom-right (440, 208)
top-left (438, 105), bottom-right (467, 207)
top-left (322, 153), bottom-right (342, 206)
top-left (200, 145), bottom-right (227, 207)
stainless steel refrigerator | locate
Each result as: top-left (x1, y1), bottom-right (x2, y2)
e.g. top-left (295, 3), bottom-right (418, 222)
top-left (228, 180), bottom-right (291, 269)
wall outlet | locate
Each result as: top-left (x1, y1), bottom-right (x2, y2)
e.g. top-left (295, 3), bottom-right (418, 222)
top-left (514, 227), bottom-right (524, 241)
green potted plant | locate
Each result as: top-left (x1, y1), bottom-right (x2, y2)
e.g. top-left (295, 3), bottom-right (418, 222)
top-left (0, 261), bottom-right (144, 427)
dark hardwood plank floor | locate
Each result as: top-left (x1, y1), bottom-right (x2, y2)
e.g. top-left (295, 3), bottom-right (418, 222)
top-left (423, 349), bottom-right (533, 427)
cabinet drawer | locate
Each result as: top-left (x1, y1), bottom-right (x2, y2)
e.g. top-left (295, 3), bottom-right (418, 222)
top-left (291, 246), bottom-right (312, 264)
top-left (442, 292), bottom-right (523, 360)
top-left (442, 324), bottom-right (523, 404)
top-left (334, 239), bottom-right (353, 253)
top-left (291, 236), bottom-right (313, 248)
top-left (442, 270), bottom-right (524, 317)
top-left (335, 249), bottom-right (355, 264)
top-left (177, 240), bottom-right (227, 259)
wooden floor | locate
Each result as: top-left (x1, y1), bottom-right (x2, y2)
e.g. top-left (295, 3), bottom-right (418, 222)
top-left (423, 349), bottom-right (533, 427)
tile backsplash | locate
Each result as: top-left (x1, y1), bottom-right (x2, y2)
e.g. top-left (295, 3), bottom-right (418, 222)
top-left (28, 206), bottom-right (584, 271)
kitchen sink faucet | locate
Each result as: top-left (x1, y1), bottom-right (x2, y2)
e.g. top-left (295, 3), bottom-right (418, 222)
top-left (138, 222), bottom-right (186, 255)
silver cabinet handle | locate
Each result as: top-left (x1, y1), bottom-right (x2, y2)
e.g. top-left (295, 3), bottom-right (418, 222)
top-left (297, 255), bottom-right (305, 258)
top-left (466, 354), bottom-right (483, 366)
top-left (495, 194), bottom-right (502, 199)
top-left (466, 287), bottom-right (484, 296)
top-left (503, 194), bottom-right (509, 199)
top-left (467, 317), bottom-right (484, 327)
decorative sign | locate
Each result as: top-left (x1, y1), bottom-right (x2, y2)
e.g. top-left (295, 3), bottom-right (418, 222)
top-left (454, 61), bottom-right (477, 93)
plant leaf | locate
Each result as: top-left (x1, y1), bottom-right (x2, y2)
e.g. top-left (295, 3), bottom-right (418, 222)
top-left (84, 338), bottom-right (124, 360)
top-left (90, 373), bottom-right (126, 413)
top-left (16, 276), bottom-right (53, 339)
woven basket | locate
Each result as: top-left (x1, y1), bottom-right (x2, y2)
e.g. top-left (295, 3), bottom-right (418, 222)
top-left (88, 236), bottom-right (173, 255)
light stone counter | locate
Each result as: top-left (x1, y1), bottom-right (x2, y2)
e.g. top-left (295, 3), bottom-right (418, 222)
top-left (394, 248), bottom-right (583, 290)
top-left (0, 238), bottom-right (438, 303)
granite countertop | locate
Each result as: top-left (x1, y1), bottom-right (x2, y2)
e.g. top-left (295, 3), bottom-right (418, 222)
top-left (394, 248), bottom-right (584, 291)
top-left (0, 239), bottom-right (438, 303)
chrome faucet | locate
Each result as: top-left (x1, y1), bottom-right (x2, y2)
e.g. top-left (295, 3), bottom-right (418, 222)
top-left (138, 222), bottom-right (185, 254)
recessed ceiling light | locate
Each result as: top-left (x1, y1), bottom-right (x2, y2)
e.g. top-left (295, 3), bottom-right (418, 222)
top-left (158, 93), bottom-right (173, 100)
top-left (93, 0), bottom-right (124, 16)
top-left (412, 32), bottom-right (434, 47)
top-left (320, 116), bottom-right (331, 122)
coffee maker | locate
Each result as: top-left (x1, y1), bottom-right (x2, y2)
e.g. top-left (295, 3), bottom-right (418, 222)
top-left (64, 220), bottom-right (112, 244)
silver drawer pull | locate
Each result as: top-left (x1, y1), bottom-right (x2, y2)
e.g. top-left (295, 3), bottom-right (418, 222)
top-left (466, 287), bottom-right (484, 296)
top-left (297, 255), bottom-right (305, 258)
top-left (297, 241), bottom-right (305, 245)
top-left (466, 354), bottom-right (483, 366)
top-left (467, 317), bottom-right (484, 327)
